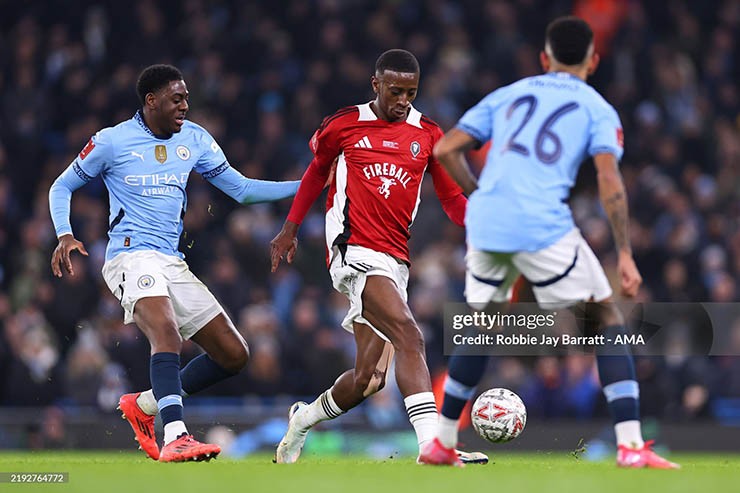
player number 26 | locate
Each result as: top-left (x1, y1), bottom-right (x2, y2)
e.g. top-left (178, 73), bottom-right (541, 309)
top-left (502, 95), bottom-right (579, 164)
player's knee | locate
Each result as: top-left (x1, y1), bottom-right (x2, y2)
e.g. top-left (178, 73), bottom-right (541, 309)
top-left (354, 368), bottom-right (386, 397)
top-left (386, 316), bottom-right (424, 352)
top-left (149, 325), bottom-right (182, 354)
top-left (220, 339), bottom-right (250, 374)
top-left (370, 369), bottom-right (387, 394)
top-left (389, 321), bottom-right (425, 354)
top-left (353, 369), bottom-right (374, 394)
top-left (596, 303), bottom-right (624, 329)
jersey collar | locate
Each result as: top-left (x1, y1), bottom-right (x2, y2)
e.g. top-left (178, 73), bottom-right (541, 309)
top-left (357, 102), bottom-right (423, 129)
top-left (134, 110), bottom-right (156, 137)
top-left (546, 72), bottom-right (585, 83)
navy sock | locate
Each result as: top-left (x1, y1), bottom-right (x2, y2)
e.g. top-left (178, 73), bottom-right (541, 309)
top-left (596, 325), bottom-right (639, 423)
top-left (180, 354), bottom-right (237, 396)
top-left (441, 354), bottom-right (488, 419)
top-left (151, 352), bottom-right (183, 426)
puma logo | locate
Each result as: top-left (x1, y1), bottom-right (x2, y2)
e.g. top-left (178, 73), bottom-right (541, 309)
top-left (131, 151), bottom-right (145, 161)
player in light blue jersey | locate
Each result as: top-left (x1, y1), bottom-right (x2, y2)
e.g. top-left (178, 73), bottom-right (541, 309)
top-left (49, 64), bottom-right (300, 463)
top-left (420, 18), bottom-right (678, 469)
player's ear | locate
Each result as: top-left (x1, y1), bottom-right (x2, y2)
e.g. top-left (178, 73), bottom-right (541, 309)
top-left (587, 52), bottom-right (600, 76)
top-left (145, 92), bottom-right (157, 109)
top-left (539, 51), bottom-right (550, 72)
top-left (371, 75), bottom-right (379, 95)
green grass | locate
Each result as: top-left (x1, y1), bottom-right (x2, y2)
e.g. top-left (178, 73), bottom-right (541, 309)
top-left (0, 452), bottom-right (738, 493)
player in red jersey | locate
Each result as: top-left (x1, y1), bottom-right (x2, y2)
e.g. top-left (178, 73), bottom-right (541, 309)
top-left (270, 49), bottom-right (486, 465)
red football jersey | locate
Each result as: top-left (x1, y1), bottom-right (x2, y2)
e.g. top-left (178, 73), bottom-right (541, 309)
top-left (288, 103), bottom-right (464, 265)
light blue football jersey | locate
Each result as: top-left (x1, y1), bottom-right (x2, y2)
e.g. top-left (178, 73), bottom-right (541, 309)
top-left (67, 112), bottom-right (228, 259)
top-left (458, 72), bottom-right (624, 252)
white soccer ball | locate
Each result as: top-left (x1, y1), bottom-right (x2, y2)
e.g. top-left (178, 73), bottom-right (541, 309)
top-left (471, 388), bottom-right (527, 443)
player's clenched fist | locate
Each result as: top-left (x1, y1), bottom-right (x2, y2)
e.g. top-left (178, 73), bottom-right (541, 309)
top-left (51, 233), bottom-right (88, 277)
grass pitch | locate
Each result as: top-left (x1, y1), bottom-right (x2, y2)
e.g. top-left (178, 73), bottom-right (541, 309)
top-left (1, 452), bottom-right (737, 493)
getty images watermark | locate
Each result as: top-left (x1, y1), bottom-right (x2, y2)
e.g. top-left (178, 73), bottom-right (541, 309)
top-left (443, 302), bottom-right (740, 356)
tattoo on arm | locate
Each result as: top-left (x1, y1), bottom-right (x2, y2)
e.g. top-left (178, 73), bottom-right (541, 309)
top-left (603, 191), bottom-right (631, 253)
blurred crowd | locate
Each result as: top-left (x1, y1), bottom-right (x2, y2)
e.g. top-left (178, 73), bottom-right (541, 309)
top-left (0, 0), bottom-right (738, 433)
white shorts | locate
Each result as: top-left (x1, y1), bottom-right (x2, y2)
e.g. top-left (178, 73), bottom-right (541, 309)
top-left (465, 228), bottom-right (612, 309)
top-left (101, 250), bottom-right (224, 340)
top-left (329, 245), bottom-right (410, 341)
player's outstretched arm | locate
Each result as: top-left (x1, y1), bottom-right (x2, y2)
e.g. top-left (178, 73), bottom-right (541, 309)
top-left (594, 153), bottom-right (642, 297)
top-left (433, 128), bottom-right (480, 196)
top-left (205, 165), bottom-right (300, 204)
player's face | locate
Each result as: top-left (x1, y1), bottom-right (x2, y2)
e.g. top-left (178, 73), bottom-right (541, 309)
top-left (371, 70), bottom-right (419, 122)
top-left (148, 80), bottom-right (189, 135)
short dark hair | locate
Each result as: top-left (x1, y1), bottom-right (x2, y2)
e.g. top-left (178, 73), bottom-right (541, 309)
top-left (375, 49), bottom-right (420, 76)
top-left (545, 16), bottom-right (594, 66)
top-left (136, 64), bottom-right (184, 105)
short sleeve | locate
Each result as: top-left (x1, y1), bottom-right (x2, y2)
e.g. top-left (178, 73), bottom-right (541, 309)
top-left (588, 103), bottom-right (624, 161)
top-left (308, 113), bottom-right (343, 171)
top-left (74, 128), bottom-right (113, 181)
top-left (456, 91), bottom-right (499, 145)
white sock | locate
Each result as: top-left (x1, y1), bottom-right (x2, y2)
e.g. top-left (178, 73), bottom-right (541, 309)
top-left (614, 420), bottom-right (644, 448)
top-left (163, 420), bottom-right (188, 445)
top-left (437, 415), bottom-right (459, 449)
top-left (136, 390), bottom-right (158, 416)
top-left (294, 388), bottom-right (344, 431)
top-left (404, 392), bottom-right (438, 449)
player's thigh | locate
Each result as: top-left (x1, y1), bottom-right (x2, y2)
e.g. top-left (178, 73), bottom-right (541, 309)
top-left (513, 228), bottom-right (612, 308)
top-left (132, 296), bottom-right (180, 345)
top-left (353, 322), bottom-right (394, 372)
top-left (102, 251), bottom-right (172, 325)
top-left (166, 262), bottom-right (226, 341)
top-left (360, 274), bottom-right (420, 345)
top-left (329, 245), bottom-right (410, 342)
top-left (465, 247), bottom-right (519, 309)
top-left (353, 322), bottom-right (394, 395)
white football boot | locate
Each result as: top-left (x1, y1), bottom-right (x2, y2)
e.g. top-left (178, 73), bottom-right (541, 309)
top-left (274, 401), bottom-right (309, 463)
top-left (456, 449), bottom-right (489, 464)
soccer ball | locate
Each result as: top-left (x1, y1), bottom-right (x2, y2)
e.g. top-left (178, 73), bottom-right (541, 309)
top-left (471, 388), bottom-right (527, 443)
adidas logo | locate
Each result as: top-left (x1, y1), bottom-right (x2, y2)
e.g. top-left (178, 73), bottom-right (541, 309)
top-left (354, 136), bottom-right (372, 148)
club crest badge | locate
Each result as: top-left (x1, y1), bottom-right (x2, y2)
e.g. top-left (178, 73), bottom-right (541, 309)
top-left (410, 141), bottom-right (420, 158)
top-left (155, 145), bottom-right (167, 163)
top-left (176, 145), bottom-right (190, 160)
top-left (137, 275), bottom-right (155, 289)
